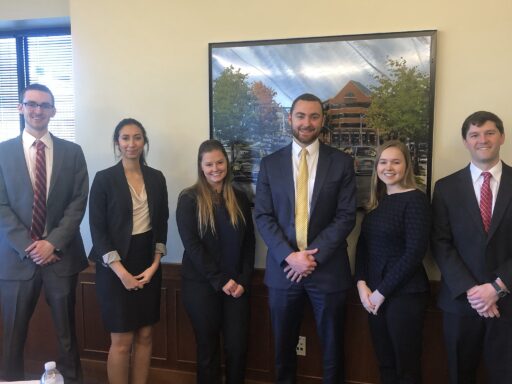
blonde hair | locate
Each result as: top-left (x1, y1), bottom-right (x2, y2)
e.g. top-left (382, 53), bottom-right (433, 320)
top-left (189, 140), bottom-right (245, 236)
top-left (366, 140), bottom-right (417, 212)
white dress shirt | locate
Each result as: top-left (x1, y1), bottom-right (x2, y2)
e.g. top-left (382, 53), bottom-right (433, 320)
top-left (469, 160), bottom-right (502, 214)
top-left (22, 129), bottom-right (53, 197)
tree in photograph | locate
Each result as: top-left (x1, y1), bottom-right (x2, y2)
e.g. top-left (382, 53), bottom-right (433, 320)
top-left (212, 66), bottom-right (257, 151)
top-left (251, 81), bottom-right (282, 139)
top-left (367, 58), bottom-right (430, 144)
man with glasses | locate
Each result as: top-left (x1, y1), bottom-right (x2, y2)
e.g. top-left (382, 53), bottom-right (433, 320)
top-left (0, 83), bottom-right (88, 383)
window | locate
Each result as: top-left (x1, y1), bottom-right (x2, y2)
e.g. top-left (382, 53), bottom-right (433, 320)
top-left (0, 28), bottom-right (74, 142)
top-left (0, 37), bottom-right (19, 141)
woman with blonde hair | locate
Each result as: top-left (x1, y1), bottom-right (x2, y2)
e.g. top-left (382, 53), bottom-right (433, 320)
top-left (176, 139), bottom-right (255, 384)
top-left (355, 140), bottom-right (430, 384)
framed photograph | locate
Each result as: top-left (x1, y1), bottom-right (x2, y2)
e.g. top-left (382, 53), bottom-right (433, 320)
top-left (209, 30), bottom-right (437, 206)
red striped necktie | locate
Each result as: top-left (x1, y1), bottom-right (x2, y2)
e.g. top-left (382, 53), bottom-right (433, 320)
top-left (30, 140), bottom-right (47, 241)
top-left (480, 171), bottom-right (492, 233)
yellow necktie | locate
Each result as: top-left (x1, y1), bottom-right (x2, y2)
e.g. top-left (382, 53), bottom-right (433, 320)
top-left (296, 148), bottom-right (308, 251)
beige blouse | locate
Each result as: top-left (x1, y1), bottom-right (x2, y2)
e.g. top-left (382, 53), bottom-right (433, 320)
top-left (102, 183), bottom-right (166, 265)
top-left (129, 183), bottom-right (151, 235)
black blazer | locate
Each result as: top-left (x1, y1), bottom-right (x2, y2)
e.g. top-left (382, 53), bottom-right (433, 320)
top-left (88, 161), bottom-right (168, 263)
top-left (432, 162), bottom-right (512, 318)
top-left (176, 188), bottom-right (255, 291)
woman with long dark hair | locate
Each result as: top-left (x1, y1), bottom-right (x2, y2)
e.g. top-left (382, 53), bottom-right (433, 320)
top-left (89, 118), bottom-right (168, 384)
top-left (176, 139), bottom-right (255, 384)
top-left (355, 140), bottom-right (430, 384)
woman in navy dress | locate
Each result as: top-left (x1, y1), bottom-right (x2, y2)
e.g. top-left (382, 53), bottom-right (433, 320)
top-left (89, 118), bottom-right (168, 384)
top-left (176, 139), bottom-right (255, 384)
top-left (355, 140), bottom-right (430, 384)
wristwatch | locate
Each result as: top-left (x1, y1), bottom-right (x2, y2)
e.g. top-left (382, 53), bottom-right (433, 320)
top-left (491, 281), bottom-right (508, 298)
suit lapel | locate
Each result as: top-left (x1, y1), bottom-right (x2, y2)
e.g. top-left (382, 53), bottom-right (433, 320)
top-left (49, 134), bottom-right (62, 197)
top-left (114, 161), bottom-right (133, 217)
top-left (141, 165), bottom-right (154, 221)
top-left (488, 163), bottom-right (512, 241)
top-left (12, 136), bottom-right (33, 195)
top-left (310, 143), bottom-right (329, 215)
top-left (11, 137), bottom-right (34, 226)
top-left (278, 145), bottom-right (295, 208)
top-left (458, 166), bottom-right (485, 233)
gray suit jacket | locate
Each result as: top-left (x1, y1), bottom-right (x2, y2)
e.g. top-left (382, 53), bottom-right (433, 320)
top-left (0, 134), bottom-right (89, 280)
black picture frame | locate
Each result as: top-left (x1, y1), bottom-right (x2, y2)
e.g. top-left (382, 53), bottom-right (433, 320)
top-left (209, 30), bottom-right (437, 205)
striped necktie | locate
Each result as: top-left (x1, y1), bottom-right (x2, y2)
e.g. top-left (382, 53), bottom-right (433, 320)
top-left (30, 140), bottom-right (47, 241)
top-left (295, 148), bottom-right (308, 251)
top-left (480, 171), bottom-right (492, 233)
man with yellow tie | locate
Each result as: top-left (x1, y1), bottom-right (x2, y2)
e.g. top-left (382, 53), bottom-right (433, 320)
top-left (255, 93), bottom-right (356, 384)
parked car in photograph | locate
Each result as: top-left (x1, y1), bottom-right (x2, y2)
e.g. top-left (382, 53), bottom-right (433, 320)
top-left (352, 146), bottom-right (377, 175)
top-left (340, 146), bottom-right (354, 156)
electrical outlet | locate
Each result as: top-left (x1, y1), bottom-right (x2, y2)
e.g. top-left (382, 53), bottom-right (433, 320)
top-left (296, 336), bottom-right (306, 356)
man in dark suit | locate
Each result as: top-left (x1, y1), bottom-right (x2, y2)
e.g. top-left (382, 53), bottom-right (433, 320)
top-left (0, 83), bottom-right (88, 383)
top-left (432, 111), bottom-right (512, 383)
top-left (255, 93), bottom-right (356, 384)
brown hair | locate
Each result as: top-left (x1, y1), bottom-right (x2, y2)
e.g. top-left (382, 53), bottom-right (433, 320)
top-left (366, 140), bottom-right (417, 211)
top-left (290, 93), bottom-right (324, 116)
top-left (186, 139), bottom-right (245, 236)
top-left (461, 111), bottom-right (504, 138)
top-left (113, 118), bottom-right (149, 166)
top-left (20, 83), bottom-right (55, 106)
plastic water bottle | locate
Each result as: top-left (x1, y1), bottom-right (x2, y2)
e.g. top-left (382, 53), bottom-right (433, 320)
top-left (40, 361), bottom-right (64, 384)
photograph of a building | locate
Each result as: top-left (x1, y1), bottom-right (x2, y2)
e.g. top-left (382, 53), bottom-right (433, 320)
top-left (210, 31), bottom-right (436, 205)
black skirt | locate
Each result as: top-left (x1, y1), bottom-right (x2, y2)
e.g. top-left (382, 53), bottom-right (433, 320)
top-left (95, 231), bottom-right (161, 333)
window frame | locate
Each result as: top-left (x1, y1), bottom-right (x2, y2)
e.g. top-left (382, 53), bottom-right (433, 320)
top-left (0, 26), bottom-right (71, 133)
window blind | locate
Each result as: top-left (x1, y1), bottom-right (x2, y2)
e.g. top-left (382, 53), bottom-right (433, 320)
top-left (0, 32), bottom-right (74, 143)
top-left (27, 35), bottom-right (74, 141)
top-left (0, 38), bottom-right (20, 142)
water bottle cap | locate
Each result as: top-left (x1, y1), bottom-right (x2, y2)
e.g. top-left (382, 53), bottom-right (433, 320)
top-left (44, 361), bottom-right (56, 370)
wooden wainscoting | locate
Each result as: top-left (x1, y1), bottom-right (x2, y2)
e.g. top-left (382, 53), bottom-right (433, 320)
top-left (0, 263), bottom-right (486, 383)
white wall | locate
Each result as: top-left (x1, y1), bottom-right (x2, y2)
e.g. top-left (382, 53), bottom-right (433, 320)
top-left (0, 0), bottom-right (68, 20)
top-left (4, 0), bottom-right (512, 277)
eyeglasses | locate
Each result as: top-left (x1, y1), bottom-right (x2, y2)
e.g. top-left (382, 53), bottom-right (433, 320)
top-left (22, 101), bottom-right (54, 111)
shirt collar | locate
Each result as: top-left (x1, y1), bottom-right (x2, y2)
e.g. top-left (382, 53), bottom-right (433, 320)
top-left (22, 129), bottom-right (53, 150)
top-left (469, 160), bottom-right (502, 183)
top-left (292, 138), bottom-right (319, 158)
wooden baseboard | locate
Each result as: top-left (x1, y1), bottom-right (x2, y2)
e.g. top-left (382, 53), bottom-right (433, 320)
top-left (0, 263), bottom-right (486, 383)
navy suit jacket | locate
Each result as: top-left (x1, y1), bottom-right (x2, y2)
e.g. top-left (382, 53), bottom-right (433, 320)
top-left (0, 134), bottom-right (89, 280)
top-left (88, 161), bottom-right (169, 264)
top-left (255, 142), bottom-right (356, 292)
top-left (432, 162), bottom-right (512, 319)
